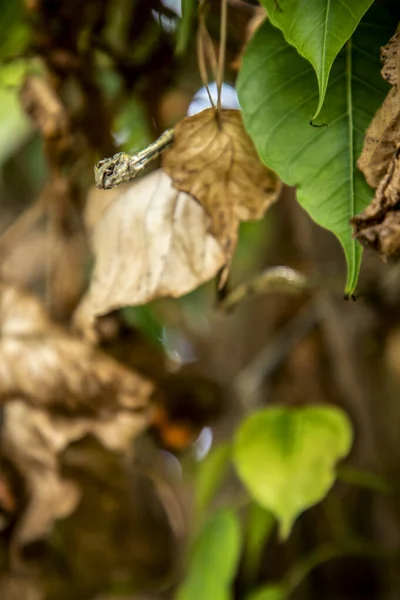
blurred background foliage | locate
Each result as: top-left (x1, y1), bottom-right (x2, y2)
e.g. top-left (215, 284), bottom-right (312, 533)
top-left (1, 2), bottom-right (400, 600)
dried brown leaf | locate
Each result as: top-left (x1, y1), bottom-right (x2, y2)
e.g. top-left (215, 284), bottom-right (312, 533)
top-left (352, 151), bottom-right (400, 257)
top-left (77, 169), bottom-right (225, 321)
top-left (3, 399), bottom-right (150, 549)
top-left (357, 31), bottom-right (400, 187)
top-left (162, 108), bottom-right (281, 276)
top-left (84, 184), bottom-right (130, 234)
top-left (0, 284), bottom-right (153, 413)
top-left (0, 284), bottom-right (153, 550)
top-left (353, 31), bottom-right (400, 257)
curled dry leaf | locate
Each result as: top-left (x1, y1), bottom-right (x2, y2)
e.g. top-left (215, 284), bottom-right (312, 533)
top-left (353, 31), bottom-right (400, 256)
top-left (3, 400), bottom-right (150, 549)
top-left (162, 108), bottom-right (281, 280)
top-left (77, 169), bottom-right (225, 321)
top-left (352, 150), bottom-right (400, 257)
top-left (0, 284), bottom-right (153, 549)
top-left (357, 31), bottom-right (400, 187)
top-left (84, 183), bottom-right (130, 234)
top-left (0, 284), bottom-right (153, 413)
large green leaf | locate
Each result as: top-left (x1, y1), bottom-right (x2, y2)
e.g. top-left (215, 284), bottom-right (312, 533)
top-left (237, 6), bottom-right (396, 295)
top-left (233, 406), bottom-right (352, 539)
top-left (261, 0), bottom-right (374, 119)
top-left (177, 508), bottom-right (241, 600)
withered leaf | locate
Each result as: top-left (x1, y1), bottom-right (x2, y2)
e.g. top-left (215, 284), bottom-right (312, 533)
top-left (77, 169), bottom-right (225, 321)
top-left (353, 31), bottom-right (400, 256)
top-left (357, 31), bottom-right (400, 188)
top-left (0, 284), bottom-right (153, 550)
top-left (0, 284), bottom-right (153, 413)
top-left (3, 399), bottom-right (150, 549)
top-left (162, 108), bottom-right (281, 276)
top-left (352, 150), bottom-right (400, 257)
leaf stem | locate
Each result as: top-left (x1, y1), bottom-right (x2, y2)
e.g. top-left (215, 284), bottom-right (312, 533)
top-left (217, 0), bottom-right (228, 111)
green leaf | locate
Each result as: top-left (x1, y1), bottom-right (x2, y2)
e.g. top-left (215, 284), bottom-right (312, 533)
top-left (261, 0), bottom-right (374, 119)
top-left (0, 0), bottom-right (30, 58)
top-left (176, 0), bottom-right (196, 55)
top-left (233, 406), bottom-right (353, 539)
top-left (177, 508), bottom-right (241, 600)
top-left (0, 79), bottom-right (32, 166)
top-left (243, 503), bottom-right (274, 584)
top-left (237, 6), bottom-right (396, 295)
top-left (195, 443), bottom-right (232, 524)
top-left (246, 584), bottom-right (286, 600)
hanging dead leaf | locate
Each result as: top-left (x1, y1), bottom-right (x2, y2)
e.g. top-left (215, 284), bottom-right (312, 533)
top-left (352, 150), bottom-right (400, 257)
top-left (357, 31), bottom-right (400, 187)
top-left (76, 169), bottom-right (225, 323)
top-left (0, 284), bottom-right (153, 413)
top-left (84, 183), bottom-right (130, 234)
top-left (0, 284), bottom-right (154, 552)
top-left (3, 399), bottom-right (150, 550)
top-left (353, 31), bottom-right (400, 256)
top-left (162, 108), bottom-right (281, 279)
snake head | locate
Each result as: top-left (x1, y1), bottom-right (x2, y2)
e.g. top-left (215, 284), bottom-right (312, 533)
top-left (94, 152), bottom-right (134, 190)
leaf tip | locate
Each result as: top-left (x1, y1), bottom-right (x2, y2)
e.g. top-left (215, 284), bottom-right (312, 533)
top-left (278, 516), bottom-right (293, 542)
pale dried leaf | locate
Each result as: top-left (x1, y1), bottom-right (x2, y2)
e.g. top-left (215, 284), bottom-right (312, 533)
top-left (3, 400), bottom-right (81, 547)
top-left (162, 108), bottom-right (281, 274)
top-left (0, 284), bottom-right (153, 413)
top-left (357, 31), bottom-right (400, 187)
top-left (3, 399), bottom-right (150, 548)
top-left (84, 184), bottom-right (130, 235)
top-left (78, 169), bottom-right (225, 320)
top-left (0, 284), bottom-right (154, 549)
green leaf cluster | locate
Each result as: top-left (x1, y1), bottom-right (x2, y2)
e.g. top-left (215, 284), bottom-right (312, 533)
top-left (181, 404), bottom-right (353, 599)
top-left (238, 1), bottom-right (399, 294)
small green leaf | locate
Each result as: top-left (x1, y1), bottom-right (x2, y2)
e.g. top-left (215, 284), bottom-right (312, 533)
top-left (233, 406), bottom-right (353, 539)
top-left (238, 5), bottom-right (396, 294)
top-left (195, 443), bottom-right (232, 524)
top-left (246, 584), bottom-right (286, 600)
top-left (177, 508), bottom-right (241, 600)
top-left (261, 0), bottom-right (374, 119)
